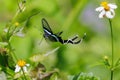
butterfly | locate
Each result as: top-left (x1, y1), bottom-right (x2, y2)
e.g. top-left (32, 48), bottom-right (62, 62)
top-left (42, 18), bottom-right (86, 44)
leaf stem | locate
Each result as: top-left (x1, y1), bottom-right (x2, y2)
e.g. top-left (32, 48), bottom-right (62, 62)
top-left (7, 41), bottom-right (18, 63)
top-left (62, 0), bottom-right (87, 31)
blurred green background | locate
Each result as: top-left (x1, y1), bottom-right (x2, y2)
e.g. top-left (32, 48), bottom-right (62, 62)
top-left (0, 0), bottom-right (120, 80)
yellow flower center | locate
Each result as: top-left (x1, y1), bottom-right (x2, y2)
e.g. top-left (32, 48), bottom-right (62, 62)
top-left (17, 60), bottom-right (26, 67)
top-left (101, 2), bottom-right (110, 11)
top-left (15, 22), bottom-right (19, 27)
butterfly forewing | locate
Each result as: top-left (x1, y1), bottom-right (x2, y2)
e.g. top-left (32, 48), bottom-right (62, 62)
top-left (42, 18), bottom-right (53, 34)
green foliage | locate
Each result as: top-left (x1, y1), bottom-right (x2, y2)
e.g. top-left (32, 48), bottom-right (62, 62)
top-left (73, 72), bottom-right (100, 80)
top-left (0, 0), bottom-right (120, 80)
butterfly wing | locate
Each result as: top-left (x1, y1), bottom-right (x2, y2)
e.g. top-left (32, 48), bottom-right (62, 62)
top-left (42, 18), bottom-right (53, 34)
top-left (42, 18), bottom-right (59, 42)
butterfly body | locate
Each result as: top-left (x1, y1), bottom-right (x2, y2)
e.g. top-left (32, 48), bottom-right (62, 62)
top-left (42, 18), bottom-right (86, 44)
top-left (43, 26), bottom-right (63, 43)
top-left (43, 33), bottom-right (61, 42)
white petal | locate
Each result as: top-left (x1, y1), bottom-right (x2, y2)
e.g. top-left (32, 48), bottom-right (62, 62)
top-left (16, 27), bottom-right (25, 37)
top-left (95, 7), bottom-right (104, 12)
top-left (108, 4), bottom-right (117, 9)
top-left (4, 28), bottom-right (8, 33)
top-left (23, 66), bottom-right (28, 72)
top-left (106, 11), bottom-right (114, 19)
top-left (99, 10), bottom-right (105, 18)
top-left (26, 64), bottom-right (30, 67)
top-left (15, 65), bottom-right (21, 73)
top-left (16, 32), bottom-right (25, 37)
top-left (110, 9), bottom-right (115, 16)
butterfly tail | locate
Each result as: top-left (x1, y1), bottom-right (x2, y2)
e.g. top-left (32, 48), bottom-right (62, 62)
top-left (63, 33), bottom-right (86, 44)
top-left (73, 33), bottom-right (86, 44)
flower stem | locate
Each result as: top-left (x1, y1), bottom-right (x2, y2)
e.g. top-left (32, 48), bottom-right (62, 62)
top-left (108, 19), bottom-right (114, 80)
top-left (111, 70), bottom-right (113, 80)
top-left (22, 68), bottom-right (27, 80)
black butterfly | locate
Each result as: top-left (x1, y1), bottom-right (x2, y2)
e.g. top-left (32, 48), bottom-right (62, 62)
top-left (42, 18), bottom-right (86, 44)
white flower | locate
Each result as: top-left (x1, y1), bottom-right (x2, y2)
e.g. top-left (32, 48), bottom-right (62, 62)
top-left (15, 27), bottom-right (25, 37)
top-left (95, 2), bottom-right (117, 19)
top-left (15, 60), bottom-right (30, 73)
top-left (4, 27), bottom-right (25, 37)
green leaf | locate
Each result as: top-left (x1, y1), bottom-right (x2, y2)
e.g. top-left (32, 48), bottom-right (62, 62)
top-left (0, 51), bottom-right (8, 67)
top-left (72, 72), bottom-right (100, 80)
top-left (72, 73), bottom-right (81, 80)
top-left (14, 8), bottom-right (40, 24)
top-left (115, 58), bottom-right (120, 66)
